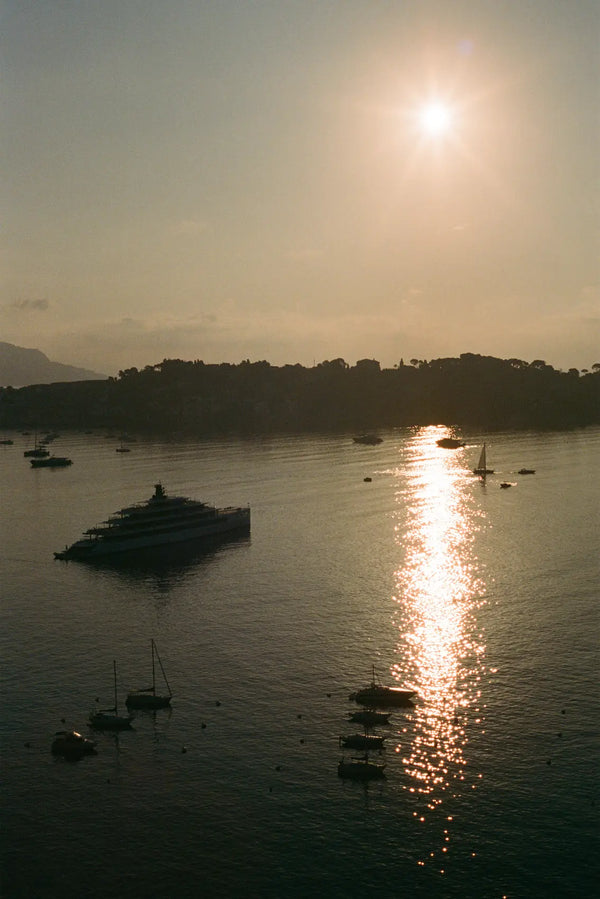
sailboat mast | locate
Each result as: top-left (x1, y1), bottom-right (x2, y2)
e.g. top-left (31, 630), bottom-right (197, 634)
top-left (113, 659), bottom-right (118, 713)
top-left (153, 640), bottom-right (172, 698)
top-left (151, 639), bottom-right (156, 696)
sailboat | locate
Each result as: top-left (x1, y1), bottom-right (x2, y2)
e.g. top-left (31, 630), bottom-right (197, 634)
top-left (89, 660), bottom-right (133, 730)
top-left (126, 639), bottom-right (172, 709)
top-left (473, 443), bottom-right (494, 477)
top-left (349, 665), bottom-right (415, 707)
top-left (24, 432), bottom-right (50, 458)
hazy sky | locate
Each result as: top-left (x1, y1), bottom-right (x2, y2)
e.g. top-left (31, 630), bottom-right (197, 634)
top-left (3, 0), bottom-right (599, 375)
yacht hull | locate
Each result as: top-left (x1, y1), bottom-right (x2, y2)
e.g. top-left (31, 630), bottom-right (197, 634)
top-left (55, 508), bottom-right (250, 560)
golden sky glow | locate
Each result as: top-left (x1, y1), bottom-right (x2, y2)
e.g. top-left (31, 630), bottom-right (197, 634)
top-left (2, 1), bottom-right (598, 374)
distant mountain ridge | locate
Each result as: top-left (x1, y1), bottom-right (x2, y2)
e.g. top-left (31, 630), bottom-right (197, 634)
top-left (0, 342), bottom-right (106, 386)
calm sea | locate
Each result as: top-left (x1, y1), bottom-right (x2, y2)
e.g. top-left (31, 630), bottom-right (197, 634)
top-left (1, 426), bottom-right (598, 898)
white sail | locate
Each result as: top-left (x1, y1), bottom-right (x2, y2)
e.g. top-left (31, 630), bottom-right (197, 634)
top-left (477, 444), bottom-right (486, 471)
top-left (474, 443), bottom-right (493, 477)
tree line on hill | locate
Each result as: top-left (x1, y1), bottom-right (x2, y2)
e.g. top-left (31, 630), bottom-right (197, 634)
top-left (1, 353), bottom-right (599, 436)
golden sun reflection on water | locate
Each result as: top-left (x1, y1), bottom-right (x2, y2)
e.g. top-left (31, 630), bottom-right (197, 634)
top-left (393, 428), bottom-right (486, 810)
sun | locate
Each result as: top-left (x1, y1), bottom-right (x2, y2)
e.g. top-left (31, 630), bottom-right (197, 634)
top-left (418, 102), bottom-right (453, 137)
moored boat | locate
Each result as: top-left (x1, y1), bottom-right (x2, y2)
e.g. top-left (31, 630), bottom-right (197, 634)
top-left (126, 639), bottom-right (172, 709)
top-left (349, 666), bottom-right (415, 707)
top-left (30, 456), bottom-right (72, 468)
top-left (24, 446), bottom-right (50, 457)
top-left (54, 482), bottom-right (250, 561)
top-left (436, 437), bottom-right (465, 448)
top-left (353, 434), bottom-right (383, 445)
top-left (473, 443), bottom-right (494, 477)
top-left (51, 730), bottom-right (97, 759)
top-left (24, 433), bottom-right (50, 457)
top-left (89, 661), bottom-right (133, 731)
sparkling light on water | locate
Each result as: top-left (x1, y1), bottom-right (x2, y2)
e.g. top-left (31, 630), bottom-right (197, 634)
top-left (393, 428), bottom-right (487, 811)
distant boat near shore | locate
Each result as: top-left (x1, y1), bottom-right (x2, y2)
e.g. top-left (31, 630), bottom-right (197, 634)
top-left (353, 434), bottom-right (383, 445)
top-left (436, 437), bottom-right (465, 448)
top-left (30, 456), bottom-right (72, 468)
top-left (473, 443), bottom-right (494, 478)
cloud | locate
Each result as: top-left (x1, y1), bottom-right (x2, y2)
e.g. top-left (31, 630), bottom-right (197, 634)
top-left (9, 298), bottom-right (49, 311)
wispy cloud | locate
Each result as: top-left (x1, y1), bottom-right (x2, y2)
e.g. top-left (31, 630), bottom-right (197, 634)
top-left (9, 298), bottom-right (50, 311)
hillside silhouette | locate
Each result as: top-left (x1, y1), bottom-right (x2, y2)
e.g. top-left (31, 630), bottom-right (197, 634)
top-left (1, 354), bottom-right (598, 435)
top-left (0, 342), bottom-right (106, 386)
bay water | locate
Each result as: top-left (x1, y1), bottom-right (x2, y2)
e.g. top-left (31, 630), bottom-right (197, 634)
top-left (1, 426), bottom-right (598, 898)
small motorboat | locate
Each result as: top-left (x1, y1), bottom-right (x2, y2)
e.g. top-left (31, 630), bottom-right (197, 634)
top-left (436, 437), bottom-right (465, 448)
top-left (349, 666), bottom-right (415, 708)
top-left (339, 733), bottom-right (385, 751)
top-left (348, 709), bottom-right (390, 727)
top-left (353, 434), bottom-right (383, 445)
top-left (338, 754), bottom-right (386, 780)
top-left (30, 456), bottom-right (72, 468)
top-left (500, 482), bottom-right (513, 489)
top-left (518, 468), bottom-right (536, 475)
top-left (51, 731), bottom-right (97, 759)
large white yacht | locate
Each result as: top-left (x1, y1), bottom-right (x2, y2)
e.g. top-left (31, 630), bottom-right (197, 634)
top-left (54, 483), bottom-right (250, 560)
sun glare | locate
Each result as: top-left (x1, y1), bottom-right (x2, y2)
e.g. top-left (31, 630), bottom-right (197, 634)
top-left (418, 102), bottom-right (453, 137)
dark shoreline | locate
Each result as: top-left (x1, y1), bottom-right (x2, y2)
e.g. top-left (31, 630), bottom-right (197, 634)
top-left (1, 352), bottom-right (598, 435)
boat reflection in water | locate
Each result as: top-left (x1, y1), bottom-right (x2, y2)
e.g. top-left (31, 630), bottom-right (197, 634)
top-left (75, 532), bottom-right (250, 578)
top-left (393, 428), bottom-right (486, 859)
